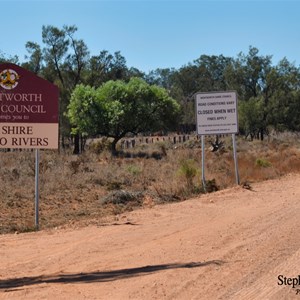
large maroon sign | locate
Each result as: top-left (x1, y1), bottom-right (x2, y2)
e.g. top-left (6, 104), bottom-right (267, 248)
top-left (0, 63), bottom-right (59, 149)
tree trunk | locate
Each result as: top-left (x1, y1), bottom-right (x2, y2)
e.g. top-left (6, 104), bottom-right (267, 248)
top-left (260, 128), bottom-right (264, 141)
top-left (80, 135), bottom-right (86, 153)
top-left (111, 139), bottom-right (119, 156)
top-left (73, 133), bottom-right (80, 154)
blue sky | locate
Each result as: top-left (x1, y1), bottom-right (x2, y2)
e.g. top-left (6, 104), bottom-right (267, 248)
top-left (1, 0), bottom-right (300, 72)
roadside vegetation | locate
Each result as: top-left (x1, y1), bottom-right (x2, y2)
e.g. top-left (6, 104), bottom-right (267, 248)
top-left (1, 132), bottom-right (300, 234)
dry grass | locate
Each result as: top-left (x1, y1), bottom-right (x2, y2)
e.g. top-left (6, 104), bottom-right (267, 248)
top-left (1, 132), bottom-right (300, 234)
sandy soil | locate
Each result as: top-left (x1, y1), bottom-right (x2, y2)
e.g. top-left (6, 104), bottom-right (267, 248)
top-left (1, 173), bottom-right (300, 299)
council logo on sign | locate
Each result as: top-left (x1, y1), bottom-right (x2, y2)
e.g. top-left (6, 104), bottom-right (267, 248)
top-left (0, 69), bottom-right (20, 90)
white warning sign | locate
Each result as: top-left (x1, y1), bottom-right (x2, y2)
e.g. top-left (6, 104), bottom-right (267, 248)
top-left (196, 91), bottom-right (238, 135)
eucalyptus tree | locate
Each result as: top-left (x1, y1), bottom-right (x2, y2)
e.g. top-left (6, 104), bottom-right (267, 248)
top-left (87, 50), bottom-right (131, 87)
top-left (67, 77), bottom-right (180, 154)
top-left (267, 58), bottom-right (300, 131)
top-left (194, 54), bottom-right (233, 92)
top-left (39, 25), bottom-right (90, 148)
top-left (25, 25), bottom-right (136, 151)
top-left (225, 47), bottom-right (272, 139)
top-left (0, 51), bottom-right (19, 64)
top-left (229, 46), bottom-right (300, 139)
top-left (22, 42), bottom-right (43, 74)
top-left (170, 55), bottom-right (233, 132)
top-left (145, 68), bottom-right (176, 90)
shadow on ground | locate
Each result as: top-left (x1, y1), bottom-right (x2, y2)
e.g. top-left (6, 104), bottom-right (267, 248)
top-left (0, 260), bottom-right (225, 290)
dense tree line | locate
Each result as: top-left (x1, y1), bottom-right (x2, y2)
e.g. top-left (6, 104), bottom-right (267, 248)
top-left (1, 25), bottom-right (300, 151)
top-left (151, 48), bottom-right (300, 140)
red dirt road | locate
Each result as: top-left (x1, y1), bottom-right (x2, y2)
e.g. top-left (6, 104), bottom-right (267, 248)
top-left (1, 174), bottom-right (300, 299)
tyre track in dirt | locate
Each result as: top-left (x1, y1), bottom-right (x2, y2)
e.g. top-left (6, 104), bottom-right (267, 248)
top-left (160, 177), bottom-right (300, 299)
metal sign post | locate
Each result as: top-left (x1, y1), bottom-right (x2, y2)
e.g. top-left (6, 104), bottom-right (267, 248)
top-left (201, 135), bottom-right (206, 192)
top-left (35, 149), bottom-right (40, 230)
top-left (232, 134), bottom-right (240, 185)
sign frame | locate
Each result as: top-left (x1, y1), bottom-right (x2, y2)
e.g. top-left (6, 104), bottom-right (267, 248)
top-left (195, 91), bottom-right (238, 135)
top-left (0, 63), bottom-right (59, 149)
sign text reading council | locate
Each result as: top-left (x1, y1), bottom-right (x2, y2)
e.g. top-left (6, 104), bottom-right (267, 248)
top-left (0, 63), bottom-right (59, 149)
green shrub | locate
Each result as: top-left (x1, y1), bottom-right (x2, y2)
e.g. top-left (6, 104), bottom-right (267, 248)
top-left (178, 159), bottom-right (198, 190)
top-left (255, 158), bottom-right (272, 168)
top-left (126, 164), bottom-right (142, 176)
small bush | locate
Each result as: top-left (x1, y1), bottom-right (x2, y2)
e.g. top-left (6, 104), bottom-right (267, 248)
top-left (126, 164), bottom-right (142, 176)
top-left (157, 142), bottom-right (168, 156)
top-left (178, 159), bottom-right (198, 190)
top-left (206, 179), bottom-right (219, 193)
top-left (89, 138), bottom-right (112, 154)
top-left (255, 158), bottom-right (272, 168)
top-left (101, 190), bottom-right (144, 205)
top-left (69, 160), bottom-right (81, 174)
top-left (106, 181), bottom-right (123, 190)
